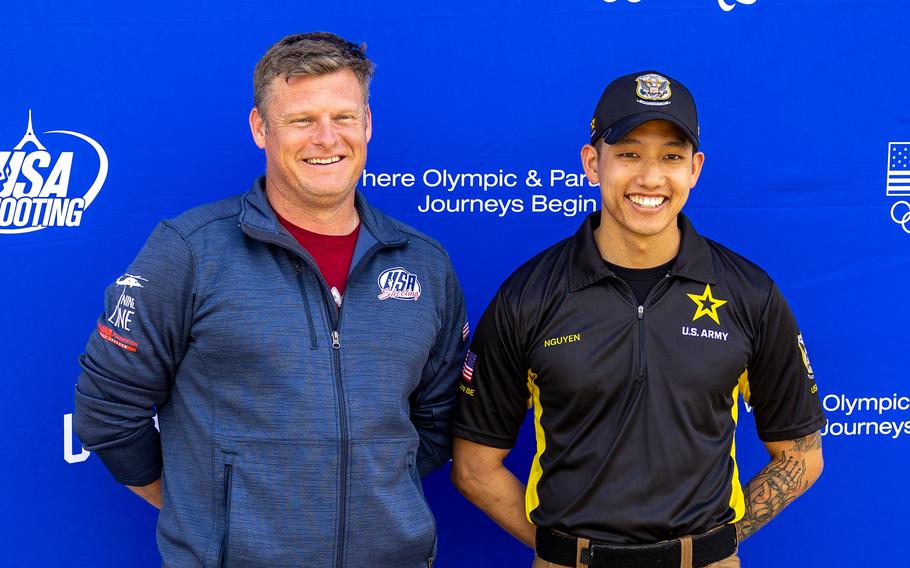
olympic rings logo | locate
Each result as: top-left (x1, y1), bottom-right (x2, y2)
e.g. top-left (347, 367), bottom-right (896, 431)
top-left (891, 201), bottom-right (910, 234)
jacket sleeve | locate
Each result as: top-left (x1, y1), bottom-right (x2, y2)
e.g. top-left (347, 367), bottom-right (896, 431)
top-left (410, 256), bottom-right (468, 477)
top-left (73, 221), bottom-right (196, 486)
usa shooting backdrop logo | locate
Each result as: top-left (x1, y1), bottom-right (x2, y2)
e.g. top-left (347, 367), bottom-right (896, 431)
top-left (0, 110), bottom-right (108, 234)
top-left (377, 266), bottom-right (421, 301)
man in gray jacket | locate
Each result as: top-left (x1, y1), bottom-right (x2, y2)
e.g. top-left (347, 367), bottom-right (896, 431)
top-left (75, 32), bottom-right (467, 568)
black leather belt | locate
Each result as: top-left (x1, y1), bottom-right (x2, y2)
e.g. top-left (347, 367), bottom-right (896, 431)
top-left (535, 524), bottom-right (737, 568)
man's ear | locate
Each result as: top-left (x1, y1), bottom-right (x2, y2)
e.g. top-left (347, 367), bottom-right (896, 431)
top-left (249, 107), bottom-right (266, 149)
top-left (581, 143), bottom-right (600, 185)
top-left (689, 151), bottom-right (705, 188)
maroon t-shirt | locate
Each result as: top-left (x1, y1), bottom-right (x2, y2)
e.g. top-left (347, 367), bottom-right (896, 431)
top-left (276, 213), bottom-right (360, 301)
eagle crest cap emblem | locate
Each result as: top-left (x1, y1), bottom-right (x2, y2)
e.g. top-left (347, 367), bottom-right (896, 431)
top-left (635, 73), bottom-right (672, 102)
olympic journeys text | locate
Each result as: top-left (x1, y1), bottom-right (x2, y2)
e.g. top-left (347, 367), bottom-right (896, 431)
top-left (360, 168), bottom-right (599, 218)
top-left (744, 393), bottom-right (910, 440)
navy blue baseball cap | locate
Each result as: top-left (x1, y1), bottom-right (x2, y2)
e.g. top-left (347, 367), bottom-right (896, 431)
top-left (589, 70), bottom-right (699, 150)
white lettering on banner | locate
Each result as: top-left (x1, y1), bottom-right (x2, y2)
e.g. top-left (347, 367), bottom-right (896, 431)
top-left (531, 195), bottom-right (598, 216)
top-left (549, 170), bottom-right (598, 188)
top-left (415, 194), bottom-right (598, 218)
top-left (0, 111), bottom-right (107, 234)
top-left (361, 170), bottom-right (416, 188)
top-left (422, 169), bottom-right (519, 193)
top-left (820, 421), bottom-right (910, 439)
top-left (822, 393), bottom-right (910, 416)
top-left (362, 168), bottom-right (600, 217)
top-left (742, 392), bottom-right (910, 441)
top-left (418, 195), bottom-right (525, 217)
top-left (63, 413), bottom-right (90, 464)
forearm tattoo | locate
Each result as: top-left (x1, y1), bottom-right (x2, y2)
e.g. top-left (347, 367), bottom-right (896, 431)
top-left (736, 431), bottom-right (822, 542)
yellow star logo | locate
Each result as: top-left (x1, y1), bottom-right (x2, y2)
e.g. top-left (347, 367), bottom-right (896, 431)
top-left (687, 283), bottom-right (728, 325)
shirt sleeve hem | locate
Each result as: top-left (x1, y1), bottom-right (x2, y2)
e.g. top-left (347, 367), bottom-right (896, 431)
top-left (451, 424), bottom-right (516, 449)
top-left (92, 425), bottom-right (164, 486)
top-left (757, 415), bottom-right (827, 443)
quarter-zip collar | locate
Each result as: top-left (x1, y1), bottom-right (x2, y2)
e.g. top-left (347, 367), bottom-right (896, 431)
top-left (568, 212), bottom-right (715, 292)
top-left (669, 214), bottom-right (716, 284)
top-left (238, 176), bottom-right (409, 263)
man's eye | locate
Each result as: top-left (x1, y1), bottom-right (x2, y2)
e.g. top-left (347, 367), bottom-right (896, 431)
top-left (294, 118), bottom-right (313, 124)
top-left (618, 152), bottom-right (639, 158)
top-left (336, 115), bottom-right (355, 121)
top-left (665, 154), bottom-right (683, 160)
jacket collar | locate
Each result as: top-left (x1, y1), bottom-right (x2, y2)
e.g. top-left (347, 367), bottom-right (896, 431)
top-left (239, 176), bottom-right (409, 249)
top-left (568, 212), bottom-right (715, 292)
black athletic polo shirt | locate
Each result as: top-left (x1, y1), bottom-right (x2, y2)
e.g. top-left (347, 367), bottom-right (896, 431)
top-left (452, 213), bottom-right (825, 544)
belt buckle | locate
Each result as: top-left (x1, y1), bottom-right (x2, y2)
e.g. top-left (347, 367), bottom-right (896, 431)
top-left (585, 538), bottom-right (679, 567)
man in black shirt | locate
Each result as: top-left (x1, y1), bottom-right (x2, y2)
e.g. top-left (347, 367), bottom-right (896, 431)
top-left (451, 71), bottom-right (825, 568)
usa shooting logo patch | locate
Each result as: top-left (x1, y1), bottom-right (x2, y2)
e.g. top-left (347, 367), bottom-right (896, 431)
top-left (377, 266), bottom-right (421, 301)
top-left (0, 110), bottom-right (108, 234)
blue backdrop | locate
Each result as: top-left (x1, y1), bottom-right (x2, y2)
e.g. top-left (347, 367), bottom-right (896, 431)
top-left (2, 1), bottom-right (908, 566)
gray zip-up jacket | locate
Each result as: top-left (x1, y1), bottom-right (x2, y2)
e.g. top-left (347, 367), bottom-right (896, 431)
top-left (74, 177), bottom-right (467, 567)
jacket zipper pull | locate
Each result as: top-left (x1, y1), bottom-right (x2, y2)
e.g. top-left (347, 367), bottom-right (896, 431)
top-left (637, 305), bottom-right (645, 377)
top-left (332, 331), bottom-right (341, 350)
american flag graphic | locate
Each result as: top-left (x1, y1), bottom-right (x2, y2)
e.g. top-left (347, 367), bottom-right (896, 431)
top-left (887, 142), bottom-right (910, 196)
top-left (462, 350), bottom-right (477, 382)
top-left (462, 321), bottom-right (470, 341)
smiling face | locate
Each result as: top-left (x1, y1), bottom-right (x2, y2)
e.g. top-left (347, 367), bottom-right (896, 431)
top-left (249, 68), bottom-right (372, 216)
top-left (581, 119), bottom-right (704, 265)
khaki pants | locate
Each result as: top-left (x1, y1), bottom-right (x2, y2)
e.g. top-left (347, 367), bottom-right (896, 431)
top-left (532, 552), bottom-right (740, 568)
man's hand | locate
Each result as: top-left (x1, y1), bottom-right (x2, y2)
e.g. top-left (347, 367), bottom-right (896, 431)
top-left (128, 479), bottom-right (162, 509)
top-left (451, 438), bottom-right (537, 548)
top-left (736, 430), bottom-right (823, 541)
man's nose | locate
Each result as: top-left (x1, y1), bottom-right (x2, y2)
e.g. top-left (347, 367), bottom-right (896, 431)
top-left (637, 159), bottom-right (664, 189)
top-left (312, 119), bottom-right (339, 147)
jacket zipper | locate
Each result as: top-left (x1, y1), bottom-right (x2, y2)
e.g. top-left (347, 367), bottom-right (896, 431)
top-left (636, 274), bottom-right (674, 378)
top-left (282, 246), bottom-right (357, 568)
top-left (329, 321), bottom-right (346, 568)
top-left (637, 305), bottom-right (645, 377)
top-left (293, 262), bottom-right (318, 349)
top-left (287, 251), bottom-right (349, 567)
top-left (607, 278), bottom-right (645, 377)
top-left (242, 224), bottom-right (397, 568)
top-left (327, 243), bottom-right (382, 568)
top-left (610, 273), bottom-right (673, 378)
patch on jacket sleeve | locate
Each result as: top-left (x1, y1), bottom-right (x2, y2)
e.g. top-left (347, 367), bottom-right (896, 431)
top-left (96, 322), bottom-right (139, 352)
top-left (99, 273), bottom-right (147, 351)
top-left (376, 266), bottom-right (421, 301)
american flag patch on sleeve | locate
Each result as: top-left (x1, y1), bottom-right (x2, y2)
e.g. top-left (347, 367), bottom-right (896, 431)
top-left (462, 321), bottom-right (470, 341)
top-left (462, 350), bottom-right (477, 382)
